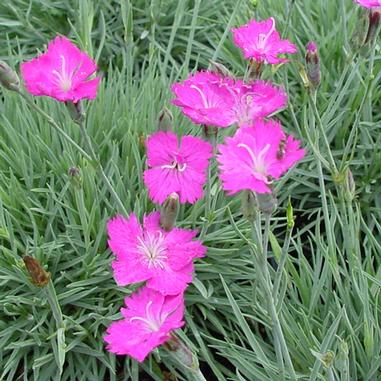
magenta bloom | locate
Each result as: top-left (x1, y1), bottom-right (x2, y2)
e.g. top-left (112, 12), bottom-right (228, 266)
top-left (144, 131), bottom-right (213, 204)
top-left (354, 0), bottom-right (381, 7)
top-left (171, 71), bottom-right (237, 127)
top-left (230, 80), bottom-right (287, 126)
top-left (21, 36), bottom-right (101, 103)
top-left (104, 287), bottom-right (184, 362)
top-left (217, 119), bottom-right (305, 195)
top-left (172, 72), bottom-right (287, 127)
top-left (107, 212), bottom-right (206, 295)
top-left (232, 18), bottom-right (297, 64)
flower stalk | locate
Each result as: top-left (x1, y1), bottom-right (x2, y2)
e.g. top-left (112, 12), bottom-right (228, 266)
top-left (250, 214), bottom-right (297, 380)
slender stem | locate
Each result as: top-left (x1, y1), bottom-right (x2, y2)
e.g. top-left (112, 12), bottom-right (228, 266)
top-left (78, 121), bottom-right (128, 216)
top-left (273, 226), bottom-right (293, 301)
top-left (17, 92), bottom-right (92, 161)
top-left (251, 215), bottom-right (297, 380)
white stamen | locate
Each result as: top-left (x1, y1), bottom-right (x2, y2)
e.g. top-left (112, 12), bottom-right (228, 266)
top-left (257, 17), bottom-right (276, 49)
top-left (52, 55), bottom-right (73, 92)
top-left (130, 301), bottom-right (161, 332)
top-left (238, 143), bottom-right (271, 179)
top-left (137, 232), bottom-right (167, 269)
top-left (190, 84), bottom-right (210, 108)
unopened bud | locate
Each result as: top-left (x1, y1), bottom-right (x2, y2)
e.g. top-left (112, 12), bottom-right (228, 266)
top-left (160, 193), bottom-right (179, 231)
top-left (157, 107), bottom-right (173, 132)
top-left (286, 198), bottom-right (294, 230)
top-left (0, 61), bottom-right (20, 92)
top-left (311, 349), bottom-right (335, 369)
top-left (209, 60), bottom-right (231, 77)
top-left (351, 9), bottom-right (370, 52)
top-left (66, 101), bottom-right (85, 124)
top-left (23, 256), bottom-right (51, 287)
top-left (256, 192), bottom-right (277, 215)
top-left (241, 190), bottom-right (256, 222)
top-left (68, 166), bottom-right (82, 188)
top-left (165, 335), bottom-right (199, 371)
top-left (203, 125), bottom-right (218, 148)
top-left (365, 8), bottom-right (381, 45)
top-left (345, 169), bottom-right (356, 201)
top-left (305, 42), bottom-right (321, 88)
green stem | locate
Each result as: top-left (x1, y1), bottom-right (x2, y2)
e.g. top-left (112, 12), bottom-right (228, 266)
top-left (17, 92), bottom-right (92, 161)
top-left (251, 215), bottom-right (297, 380)
top-left (78, 121), bottom-right (128, 216)
top-left (273, 225), bottom-right (293, 301)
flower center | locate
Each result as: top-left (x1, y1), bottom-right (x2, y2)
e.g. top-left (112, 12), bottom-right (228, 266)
top-left (238, 142), bottom-right (271, 182)
top-left (52, 55), bottom-right (74, 92)
top-left (257, 17), bottom-right (276, 50)
top-left (137, 232), bottom-right (167, 269)
top-left (129, 301), bottom-right (162, 332)
top-left (161, 160), bottom-right (187, 172)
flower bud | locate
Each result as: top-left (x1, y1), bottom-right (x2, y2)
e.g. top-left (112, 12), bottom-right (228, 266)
top-left (157, 107), bottom-right (173, 132)
top-left (286, 198), bottom-right (295, 230)
top-left (23, 256), bottom-right (51, 287)
top-left (365, 8), bottom-right (381, 45)
top-left (345, 169), bottom-right (356, 201)
top-left (351, 10), bottom-right (370, 52)
top-left (160, 192), bottom-right (180, 231)
top-left (241, 190), bottom-right (256, 222)
top-left (0, 61), bottom-right (20, 92)
top-left (305, 42), bottom-right (321, 88)
top-left (165, 335), bottom-right (199, 371)
top-left (68, 166), bottom-right (82, 188)
top-left (203, 125), bottom-right (218, 147)
top-left (209, 60), bottom-right (231, 77)
top-left (66, 101), bottom-right (85, 124)
top-left (256, 192), bottom-right (277, 215)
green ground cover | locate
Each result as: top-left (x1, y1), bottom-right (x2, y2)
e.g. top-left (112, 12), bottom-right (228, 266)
top-left (1, 0), bottom-right (381, 380)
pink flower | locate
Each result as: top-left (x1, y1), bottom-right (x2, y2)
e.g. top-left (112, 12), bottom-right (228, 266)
top-left (232, 18), bottom-right (297, 64)
top-left (172, 71), bottom-right (287, 127)
top-left (144, 132), bottom-right (213, 204)
top-left (354, 0), bottom-right (381, 7)
top-left (217, 119), bottom-right (305, 195)
top-left (104, 287), bottom-right (184, 362)
top-left (21, 36), bottom-right (101, 103)
top-left (171, 71), bottom-right (237, 127)
top-left (107, 212), bottom-right (206, 295)
top-left (229, 80), bottom-right (287, 126)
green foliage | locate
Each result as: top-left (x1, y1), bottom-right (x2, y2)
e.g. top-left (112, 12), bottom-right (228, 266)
top-left (1, 0), bottom-right (381, 380)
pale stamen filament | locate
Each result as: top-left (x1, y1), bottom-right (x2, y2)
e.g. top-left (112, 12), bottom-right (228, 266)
top-left (238, 143), bottom-right (271, 179)
top-left (257, 17), bottom-right (276, 49)
top-left (137, 232), bottom-right (167, 269)
top-left (130, 301), bottom-right (161, 332)
top-left (52, 55), bottom-right (73, 92)
top-left (161, 161), bottom-right (187, 172)
top-left (190, 84), bottom-right (210, 108)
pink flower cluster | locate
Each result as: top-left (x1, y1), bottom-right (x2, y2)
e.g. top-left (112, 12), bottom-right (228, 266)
top-left (105, 17), bottom-right (305, 362)
top-left (19, 19), bottom-right (305, 364)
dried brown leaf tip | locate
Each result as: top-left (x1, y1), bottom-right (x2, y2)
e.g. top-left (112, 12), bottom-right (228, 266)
top-left (23, 256), bottom-right (51, 287)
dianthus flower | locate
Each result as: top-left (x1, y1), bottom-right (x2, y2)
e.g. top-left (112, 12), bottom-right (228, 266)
top-left (171, 71), bottom-right (236, 127)
top-left (107, 212), bottom-right (206, 295)
top-left (104, 287), bottom-right (184, 362)
top-left (232, 17), bottom-right (297, 64)
top-left (144, 131), bottom-right (213, 204)
top-left (172, 72), bottom-right (287, 127)
top-left (354, 0), bottom-right (381, 7)
top-left (217, 119), bottom-right (305, 195)
top-left (21, 36), bottom-right (100, 102)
